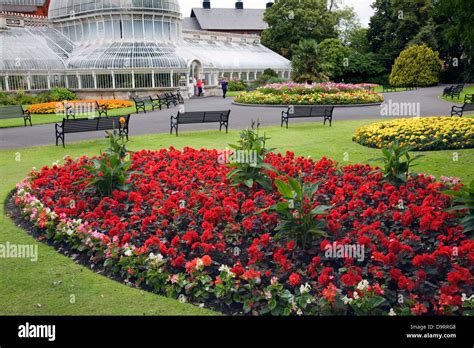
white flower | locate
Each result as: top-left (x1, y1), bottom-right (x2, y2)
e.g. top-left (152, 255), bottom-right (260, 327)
top-left (296, 309), bottom-right (303, 316)
top-left (356, 280), bottom-right (370, 291)
top-left (196, 258), bottom-right (204, 269)
top-left (461, 293), bottom-right (474, 302)
top-left (300, 283), bottom-right (311, 294)
top-left (148, 253), bottom-right (163, 262)
top-left (124, 249), bottom-right (133, 257)
top-left (342, 295), bottom-right (353, 305)
top-left (218, 265), bottom-right (231, 273)
top-left (178, 295), bottom-right (187, 304)
top-left (353, 292), bottom-right (359, 300)
top-left (388, 308), bottom-right (396, 316)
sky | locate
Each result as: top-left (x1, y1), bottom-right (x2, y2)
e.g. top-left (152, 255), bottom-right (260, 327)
top-left (178, 0), bottom-right (375, 27)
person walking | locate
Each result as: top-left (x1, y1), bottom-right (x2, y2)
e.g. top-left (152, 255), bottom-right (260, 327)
top-left (221, 78), bottom-right (228, 99)
top-left (197, 79), bottom-right (203, 97)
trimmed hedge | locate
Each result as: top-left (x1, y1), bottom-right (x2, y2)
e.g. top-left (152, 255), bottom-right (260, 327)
top-left (389, 45), bottom-right (442, 87)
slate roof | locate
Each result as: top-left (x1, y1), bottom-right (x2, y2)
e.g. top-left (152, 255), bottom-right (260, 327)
top-left (182, 17), bottom-right (202, 31)
top-left (188, 8), bottom-right (268, 31)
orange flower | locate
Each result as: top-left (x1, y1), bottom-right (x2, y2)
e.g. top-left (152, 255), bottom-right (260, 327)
top-left (201, 255), bottom-right (212, 267)
top-left (322, 283), bottom-right (338, 304)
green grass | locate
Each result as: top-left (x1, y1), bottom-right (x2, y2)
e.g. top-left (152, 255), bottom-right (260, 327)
top-left (226, 91), bottom-right (243, 97)
top-left (1, 119), bottom-right (473, 315)
top-left (373, 86), bottom-right (412, 93)
top-left (0, 105), bottom-right (154, 129)
top-left (441, 86), bottom-right (474, 103)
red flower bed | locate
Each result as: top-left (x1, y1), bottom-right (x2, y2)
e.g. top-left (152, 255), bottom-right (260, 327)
top-left (14, 148), bottom-right (473, 315)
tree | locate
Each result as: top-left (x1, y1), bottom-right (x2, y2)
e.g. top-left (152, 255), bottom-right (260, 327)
top-left (367, 0), bottom-right (435, 69)
top-left (408, 19), bottom-right (438, 50)
top-left (318, 39), bottom-right (350, 81)
top-left (389, 45), bottom-right (442, 87)
top-left (343, 51), bottom-right (386, 84)
top-left (291, 39), bottom-right (329, 83)
top-left (336, 6), bottom-right (361, 45)
top-left (261, 0), bottom-right (338, 58)
top-left (347, 28), bottom-right (371, 54)
top-left (435, 0), bottom-right (474, 81)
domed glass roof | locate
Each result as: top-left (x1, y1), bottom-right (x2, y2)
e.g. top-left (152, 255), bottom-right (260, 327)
top-left (0, 27), bottom-right (70, 71)
top-left (49, 0), bottom-right (181, 19)
top-left (67, 42), bottom-right (187, 70)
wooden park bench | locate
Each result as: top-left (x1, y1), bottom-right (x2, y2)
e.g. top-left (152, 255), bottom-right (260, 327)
top-left (446, 84), bottom-right (465, 100)
top-left (132, 97), bottom-right (149, 114)
top-left (451, 94), bottom-right (474, 117)
top-left (175, 90), bottom-right (185, 104)
top-left (55, 115), bottom-right (131, 147)
top-left (0, 105), bottom-right (32, 126)
top-left (443, 85), bottom-right (454, 97)
top-left (151, 95), bottom-right (172, 110)
top-left (281, 105), bottom-right (335, 128)
top-left (96, 101), bottom-right (108, 117)
top-left (170, 110), bottom-right (231, 136)
top-left (164, 92), bottom-right (179, 107)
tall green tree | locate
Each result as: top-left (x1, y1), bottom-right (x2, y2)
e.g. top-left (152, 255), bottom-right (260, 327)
top-left (347, 28), bottom-right (371, 54)
top-left (291, 39), bottom-right (329, 83)
top-left (319, 39), bottom-right (350, 80)
top-left (261, 0), bottom-right (338, 58)
top-left (367, 0), bottom-right (434, 69)
top-left (435, 0), bottom-right (474, 81)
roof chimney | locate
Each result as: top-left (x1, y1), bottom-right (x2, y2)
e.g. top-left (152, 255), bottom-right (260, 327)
top-left (266, 2), bottom-right (274, 8)
top-left (235, 1), bottom-right (244, 9)
top-left (203, 0), bottom-right (211, 9)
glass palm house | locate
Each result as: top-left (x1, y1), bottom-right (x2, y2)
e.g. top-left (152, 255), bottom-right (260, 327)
top-left (0, 0), bottom-right (291, 97)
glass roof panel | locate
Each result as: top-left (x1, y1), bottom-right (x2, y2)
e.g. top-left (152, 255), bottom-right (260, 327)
top-left (0, 27), bottom-right (68, 71)
top-left (67, 41), bottom-right (187, 69)
top-left (48, 0), bottom-right (181, 19)
top-left (177, 39), bottom-right (291, 71)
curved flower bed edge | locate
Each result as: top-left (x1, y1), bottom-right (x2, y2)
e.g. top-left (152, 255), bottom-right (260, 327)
top-left (12, 149), bottom-right (474, 316)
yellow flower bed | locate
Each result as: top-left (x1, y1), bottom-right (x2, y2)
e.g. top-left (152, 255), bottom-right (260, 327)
top-left (26, 100), bottom-right (133, 114)
top-left (353, 117), bottom-right (474, 151)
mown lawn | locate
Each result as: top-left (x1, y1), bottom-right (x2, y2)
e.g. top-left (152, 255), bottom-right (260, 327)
top-left (373, 86), bottom-right (409, 93)
top-left (1, 119), bottom-right (473, 315)
top-left (440, 85), bottom-right (474, 103)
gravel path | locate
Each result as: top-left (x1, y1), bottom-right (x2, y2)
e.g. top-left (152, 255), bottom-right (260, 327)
top-left (0, 85), bottom-right (464, 150)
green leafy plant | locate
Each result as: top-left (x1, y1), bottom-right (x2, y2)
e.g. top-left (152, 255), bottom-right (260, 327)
top-left (50, 87), bottom-right (76, 102)
top-left (261, 176), bottom-right (330, 248)
top-left (226, 120), bottom-right (277, 190)
top-left (78, 130), bottom-right (138, 197)
top-left (443, 180), bottom-right (474, 238)
top-left (227, 79), bottom-right (247, 91)
top-left (373, 142), bottom-right (423, 186)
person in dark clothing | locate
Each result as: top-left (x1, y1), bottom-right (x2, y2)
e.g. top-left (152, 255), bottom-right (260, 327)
top-left (221, 78), bottom-right (228, 98)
